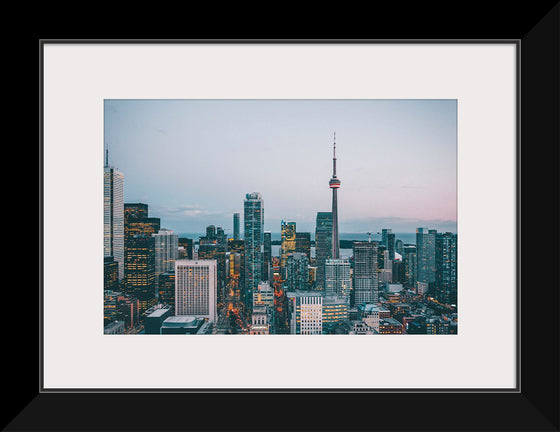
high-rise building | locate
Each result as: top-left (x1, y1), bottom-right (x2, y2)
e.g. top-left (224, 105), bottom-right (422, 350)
top-left (325, 259), bottom-right (352, 300)
top-left (124, 234), bottom-right (156, 316)
top-left (416, 228), bottom-right (437, 290)
top-left (280, 221), bottom-right (297, 277)
top-left (286, 291), bottom-right (323, 335)
top-left (392, 260), bottom-right (406, 285)
top-left (262, 231), bottom-right (272, 282)
top-left (315, 212), bottom-right (333, 290)
top-left (244, 192), bottom-right (264, 309)
top-left (104, 256), bottom-right (119, 292)
top-left (285, 252), bottom-right (309, 291)
top-left (103, 152), bottom-right (124, 280)
top-left (387, 232), bottom-right (396, 261)
top-left (175, 259), bottom-right (217, 323)
top-left (403, 245), bottom-right (417, 289)
top-left (435, 232), bottom-right (457, 305)
top-left (157, 271), bottom-right (175, 308)
top-left (329, 133), bottom-right (341, 259)
top-left (178, 238), bottom-right (194, 260)
top-left (198, 226), bottom-right (227, 305)
top-left (352, 241), bottom-right (379, 305)
top-left (295, 232), bottom-right (311, 261)
top-left (124, 203), bottom-right (148, 221)
top-left (322, 295), bottom-right (349, 334)
top-left (153, 229), bottom-right (178, 283)
top-left (206, 225), bottom-right (216, 239)
top-left (381, 229), bottom-right (392, 248)
top-left (233, 213), bottom-right (240, 240)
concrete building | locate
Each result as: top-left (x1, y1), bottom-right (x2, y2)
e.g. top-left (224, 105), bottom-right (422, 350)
top-left (175, 259), bottom-right (217, 323)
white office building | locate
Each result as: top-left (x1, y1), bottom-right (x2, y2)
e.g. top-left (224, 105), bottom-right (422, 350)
top-left (175, 260), bottom-right (217, 323)
top-left (103, 158), bottom-right (124, 280)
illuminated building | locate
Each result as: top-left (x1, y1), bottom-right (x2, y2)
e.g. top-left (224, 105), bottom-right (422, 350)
top-left (435, 232), bottom-right (457, 305)
top-left (253, 281), bottom-right (274, 309)
top-left (352, 241), bottom-right (379, 305)
top-left (244, 192), bottom-right (264, 308)
top-left (325, 259), bottom-right (351, 300)
top-left (104, 256), bottom-right (119, 291)
top-left (280, 220), bottom-right (296, 276)
top-left (286, 291), bottom-right (323, 335)
top-left (322, 295), bottom-right (349, 334)
top-left (178, 238), bottom-right (194, 259)
top-left (124, 234), bottom-right (156, 316)
top-left (124, 203), bottom-right (148, 220)
top-left (198, 226), bottom-right (227, 304)
top-left (103, 150), bottom-right (124, 280)
top-left (378, 317), bottom-right (404, 334)
top-left (104, 290), bottom-right (140, 329)
top-left (315, 211), bottom-right (332, 290)
top-left (285, 252), bottom-right (309, 291)
top-left (308, 266), bottom-right (317, 289)
top-left (157, 271), bottom-right (175, 308)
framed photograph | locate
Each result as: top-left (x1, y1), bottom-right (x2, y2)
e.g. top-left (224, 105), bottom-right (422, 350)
top-left (22, 15), bottom-right (559, 432)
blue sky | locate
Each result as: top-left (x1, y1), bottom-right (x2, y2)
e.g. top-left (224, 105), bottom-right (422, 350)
top-left (104, 99), bottom-right (457, 236)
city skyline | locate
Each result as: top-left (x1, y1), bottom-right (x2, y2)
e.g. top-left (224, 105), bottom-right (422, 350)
top-left (104, 99), bottom-right (457, 235)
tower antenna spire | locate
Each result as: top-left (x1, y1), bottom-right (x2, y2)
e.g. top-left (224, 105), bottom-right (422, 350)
top-left (105, 141), bottom-right (109, 168)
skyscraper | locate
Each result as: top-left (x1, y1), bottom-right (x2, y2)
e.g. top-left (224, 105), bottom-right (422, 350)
top-left (416, 228), bottom-right (437, 291)
top-left (153, 228), bottom-right (178, 278)
top-left (315, 212), bottom-right (333, 290)
top-left (124, 234), bottom-right (156, 316)
top-left (325, 259), bottom-right (351, 300)
top-left (381, 229), bottom-right (392, 248)
top-left (285, 252), bottom-right (310, 291)
top-left (435, 232), bottom-right (457, 305)
top-left (244, 192), bottom-right (264, 309)
top-left (295, 232), bottom-right (311, 261)
top-left (352, 241), bottom-right (379, 305)
top-left (103, 150), bottom-right (124, 280)
top-left (329, 133), bottom-right (341, 259)
top-left (233, 213), bottom-right (240, 240)
top-left (387, 232), bottom-right (396, 261)
top-left (262, 231), bottom-right (272, 282)
top-left (175, 259), bottom-right (217, 323)
top-left (280, 220), bottom-right (296, 276)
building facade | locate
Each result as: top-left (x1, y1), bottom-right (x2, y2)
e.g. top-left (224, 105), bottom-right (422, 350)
top-left (315, 211), bottom-right (332, 290)
top-left (103, 161), bottom-right (124, 280)
top-left (352, 241), bottom-right (379, 305)
top-left (244, 193), bottom-right (264, 309)
top-left (175, 259), bottom-right (217, 323)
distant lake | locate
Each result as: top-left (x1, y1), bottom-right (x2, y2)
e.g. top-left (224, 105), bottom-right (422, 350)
top-left (181, 232), bottom-right (419, 260)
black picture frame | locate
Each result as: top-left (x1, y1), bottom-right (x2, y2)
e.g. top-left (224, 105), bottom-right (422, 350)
top-left (19, 7), bottom-right (559, 431)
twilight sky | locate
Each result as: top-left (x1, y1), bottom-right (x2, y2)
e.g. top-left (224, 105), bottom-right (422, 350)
top-left (104, 99), bottom-right (457, 236)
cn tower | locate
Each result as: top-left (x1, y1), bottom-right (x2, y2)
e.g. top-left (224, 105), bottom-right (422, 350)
top-left (329, 132), bottom-right (341, 259)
